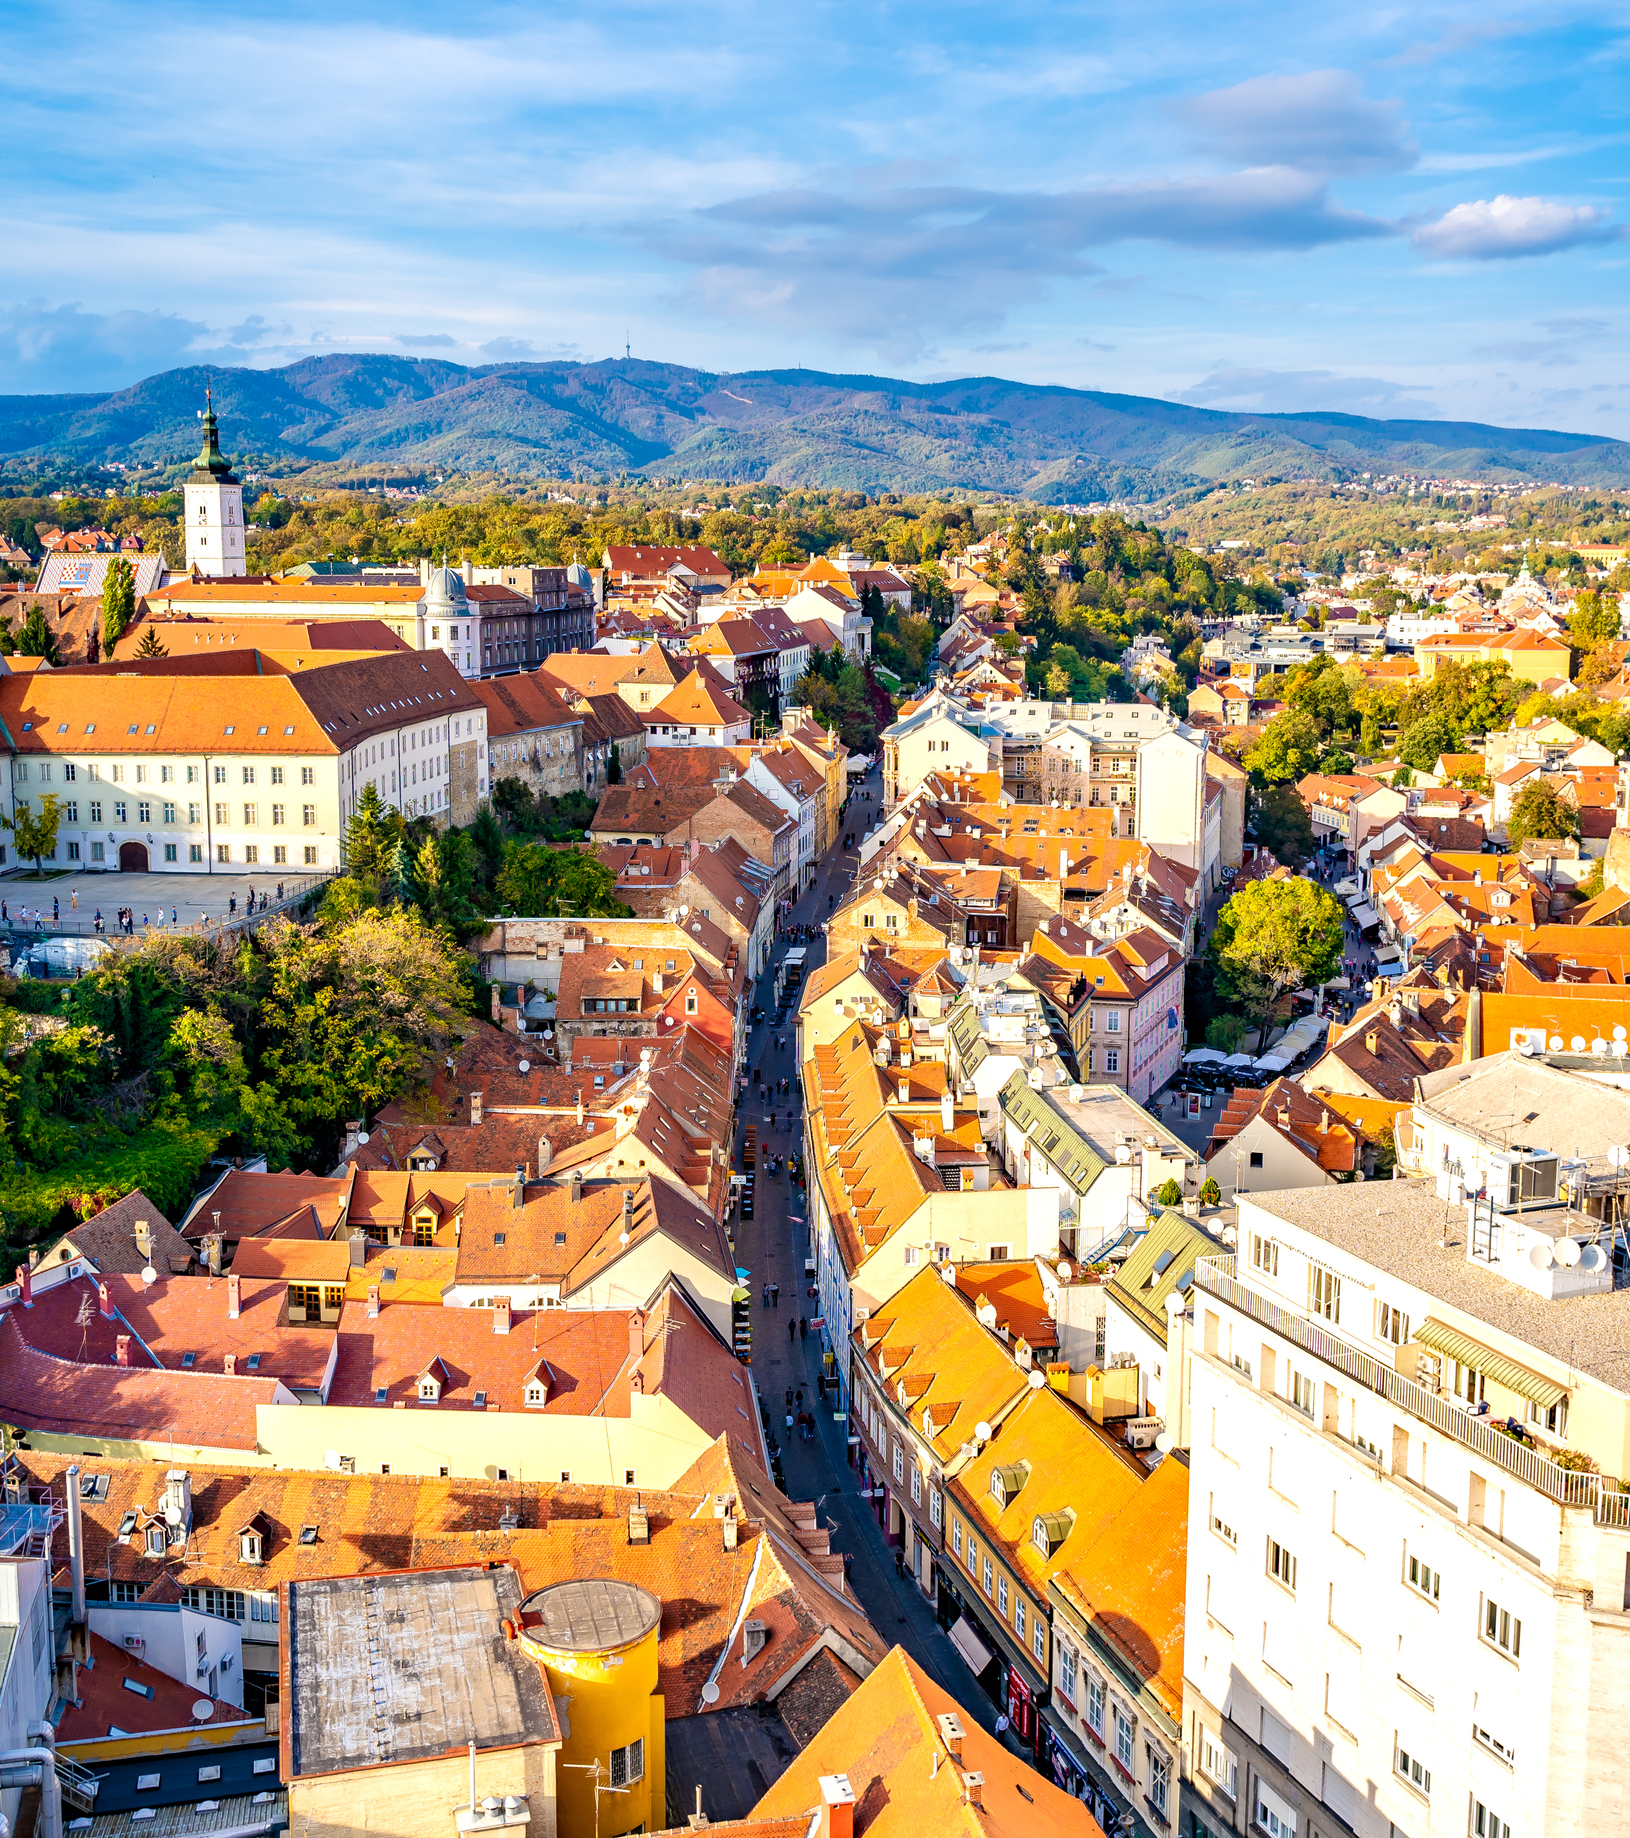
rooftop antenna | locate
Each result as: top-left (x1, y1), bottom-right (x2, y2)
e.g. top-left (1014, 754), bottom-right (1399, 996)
top-left (625, 333), bottom-right (631, 361)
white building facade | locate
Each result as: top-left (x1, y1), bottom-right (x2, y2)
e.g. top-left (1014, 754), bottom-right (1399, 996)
top-left (183, 394), bottom-right (247, 578)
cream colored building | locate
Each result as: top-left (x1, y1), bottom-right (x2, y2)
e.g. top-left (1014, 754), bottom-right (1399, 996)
top-left (1184, 1179), bottom-right (1630, 1838)
top-left (0, 649), bottom-right (488, 873)
top-left (880, 696), bottom-right (994, 805)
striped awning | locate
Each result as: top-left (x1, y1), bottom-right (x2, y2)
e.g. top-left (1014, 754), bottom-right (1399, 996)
top-left (1414, 1319), bottom-right (1568, 1409)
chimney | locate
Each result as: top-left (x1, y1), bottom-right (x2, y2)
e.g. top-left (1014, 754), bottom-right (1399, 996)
top-left (15, 1263), bottom-right (30, 1310)
top-left (1320, 1108), bottom-right (1329, 1134)
top-left (571, 1169), bottom-right (583, 1205)
top-left (227, 1273), bottom-right (241, 1319)
top-left (628, 1504), bottom-right (650, 1545)
top-left (471, 1090), bottom-right (484, 1127)
top-left (897, 1073), bottom-right (910, 1106)
top-left (1365, 1028), bottom-right (1380, 1056)
top-left (349, 1231), bottom-right (365, 1268)
top-left (342, 1120), bottom-right (361, 1160)
top-left (538, 1131), bottom-right (553, 1177)
top-left (461, 556), bottom-right (473, 587)
top-left (575, 1091), bottom-right (586, 1126)
top-left (623, 1187), bottom-right (635, 1236)
top-left (223, 1353), bottom-right (237, 1376)
top-left (419, 556), bottom-right (430, 588)
top-left (722, 1510), bottom-right (738, 1552)
top-left (491, 983), bottom-right (502, 1024)
top-left (65, 1463), bottom-right (87, 1626)
top-left (1059, 847), bottom-right (1068, 881)
top-left (208, 1222), bottom-right (223, 1275)
top-left (940, 1091), bottom-right (953, 1133)
top-left (935, 1713), bottom-right (964, 1760)
top-left (961, 1772), bottom-right (986, 1810)
top-left (512, 1166), bottom-right (526, 1208)
top-left (629, 1305), bottom-right (646, 1361)
top-left (493, 1303), bottom-right (512, 1335)
top-left (98, 1281), bottom-right (114, 1320)
top-left (914, 1133), bottom-right (937, 1169)
top-left (817, 1775), bottom-right (855, 1838)
top-left (134, 1219), bottom-right (151, 1260)
top-left (367, 1284), bottom-right (381, 1319)
top-left (115, 1334), bottom-right (131, 1367)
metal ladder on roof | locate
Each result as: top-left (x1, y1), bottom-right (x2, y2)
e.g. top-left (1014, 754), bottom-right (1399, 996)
top-left (55, 1754), bottom-right (103, 1811)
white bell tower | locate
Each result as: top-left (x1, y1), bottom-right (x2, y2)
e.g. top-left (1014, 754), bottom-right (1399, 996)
top-left (183, 389), bottom-right (246, 577)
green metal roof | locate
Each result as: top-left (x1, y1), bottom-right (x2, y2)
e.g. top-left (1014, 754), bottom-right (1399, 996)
top-left (1108, 1209), bottom-right (1224, 1342)
top-left (1414, 1318), bottom-right (1567, 1409)
top-left (947, 998), bottom-right (989, 1081)
top-left (997, 1070), bottom-right (1107, 1194)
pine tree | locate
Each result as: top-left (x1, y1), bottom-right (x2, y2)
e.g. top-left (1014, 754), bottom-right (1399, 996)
top-left (17, 603), bottom-right (60, 665)
top-left (133, 625), bottom-right (169, 658)
top-left (387, 839), bottom-right (418, 907)
top-left (343, 783), bottom-right (397, 881)
top-left (102, 557), bottom-right (135, 651)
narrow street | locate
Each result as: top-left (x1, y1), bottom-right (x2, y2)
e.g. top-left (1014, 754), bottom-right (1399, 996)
top-left (730, 766), bottom-right (1009, 1735)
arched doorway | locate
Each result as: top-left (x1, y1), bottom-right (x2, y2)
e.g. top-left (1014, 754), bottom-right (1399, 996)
top-left (119, 842), bottom-right (149, 872)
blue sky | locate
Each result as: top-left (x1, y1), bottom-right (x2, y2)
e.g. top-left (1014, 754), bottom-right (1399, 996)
top-left (4, 0), bottom-right (1629, 436)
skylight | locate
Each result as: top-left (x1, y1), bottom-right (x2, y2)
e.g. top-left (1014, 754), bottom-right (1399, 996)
top-left (298, 1525), bottom-right (318, 1545)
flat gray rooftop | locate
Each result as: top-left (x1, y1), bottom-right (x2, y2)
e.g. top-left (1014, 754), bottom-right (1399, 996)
top-left (288, 1565), bottom-right (556, 1779)
top-left (522, 1577), bottom-right (660, 1652)
top-left (1243, 1181), bottom-right (1630, 1392)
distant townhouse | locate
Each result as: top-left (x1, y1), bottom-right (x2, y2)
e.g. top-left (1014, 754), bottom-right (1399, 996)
top-left (1203, 1076), bottom-right (1361, 1199)
top-left (471, 671), bottom-right (586, 800)
top-left (646, 668), bottom-right (754, 747)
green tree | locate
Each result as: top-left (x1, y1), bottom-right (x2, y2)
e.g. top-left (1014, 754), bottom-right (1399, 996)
top-left (1251, 784), bottom-right (1315, 865)
top-left (607, 742), bottom-right (622, 785)
top-left (1397, 710), bottom-right (1457, 772)
top-left (16, 603), bottom-right (60, 665)
top-left (342, 783), bottom-right (400, 883)
top-left (1243, 710), bottom-right (1322, 785)
top-left (1205, 1013), bottom-right (1252, 1053)
top-left (1199, 1175), bottom-right (1222, 1207)
top-left (1507, 780), bottom-right (1579, 848)
top-left (101, 557), bottom-right (135, 651)
top-left (1209, 876), bottom-right (1344, 1050)
top-left (1152, 1177), bottom-right (1183, 1207)
top-left (494, 842), bottom-right (630, 917)
top-left (3, 794), bottom-right (62, 874)
top-left (133, 625), bottom-right (169, 658)
top-left (1567, 590), bottom-right (1621, 652)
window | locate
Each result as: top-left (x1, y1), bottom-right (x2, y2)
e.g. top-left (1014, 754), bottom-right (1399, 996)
top-left (250, 1591), bottom-right (277, 1623)
top-left (1200, 1728), bottom-right (1237, 1797)
top-left (243, 804), bottom-right (257, 826)
top-left (64, 800), bottom-right (79, 822)
top-left (274, 846), bottom-right (287, 865)
top-left (1395, 1741), bottom-right (1430, 1796)
top-left (1058, 1640), bottom-right (1076, 1703)
top-left (1308, 1263), bottom-right (1341, 1323)
top-left (304, 846), bottom-right (317, 864)
top-left (271, 767), bottom-right (284, 785)
top-left (301, 766), bottom-right (315, 785)
top-left (1250, 1234), bottom-right (1279, 1276)
top-left (1268, 1537), bottom-right (1297, 1593)
top-left (1473, 1724), bottom-right (1515, 1766)
top-left (1376, 1300), bottom-right (1410, 1344)
top-left (162, 801), bottom-right (175, 823)
top-left (1105, 1010), bottom-right (1121, 1032)
top-left (217, 844), bottom-right (230, 863)
top-left (1104, 1049), bottom-right (1120, 1074)
top-left (1015, 1601), bottom-right (1025, 1640)
top-left (109, 1580), bottom-right (141, 1604)
top-left (114, 800), bottom-right (127, 821)
top-left (303, 804), bottom-right (316, 825)
top-left (1210, 1498), bottom-right (1237, 1546)
top-left (609, 1739), bottom-right (644, 1787)
top-left (89, 800), bottom-right (102, 822)
top-left (190, 844), bottom-right (203, 863)
top-left (987, 1244), bottom-right (1010, 1262)
top-left (1114, 1709), bottom-right (1135, 1773)
top-left (1032, 1619), bottom-right (1045, 1662)
top-left (1290, 1371), bottom-right (1315, 1417)
top-left (952, 1517), bottom-right (962, 1558)
top-left (1255, 1781), bottom-right (1296, 1838)
top-left (1483, 1598), bottom-right (1521, 1659)
top-left (982, 1555), bottom-right (993, 1595)
top-left (998, 1576), bottom-right (1009, 1616)
top-left (1086, 1672), bottom-right (1105, 1737)
top-left (1248, 1151), bottom-right (1264, 1169)
top-left (272, 805), bottom-right (285, 825)
top-left (182, 1586), bottom-right (246, 1621)
top-left (214, 765), bottom-right (227, 784)
top-left (1407, 1553), bottom-right (1440, 1602)
top-left (242, 766), bottom-right (255, 785)
top-left (1475, 1803), bottom-right (1511, 1838)
top-left (929, 1487), bottom-right (942, 1529)
top-left (215, 802), bottom-right (228, 824)
top-left (1147, 1746), bottom-right (1170, 1820)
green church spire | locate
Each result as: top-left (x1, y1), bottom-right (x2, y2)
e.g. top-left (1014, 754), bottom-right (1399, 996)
top-left (191, 387), bottom-right (239, 483)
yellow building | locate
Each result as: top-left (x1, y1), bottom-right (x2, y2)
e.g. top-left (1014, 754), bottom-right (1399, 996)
top-left (518, 1578), bottom-right (663, 1838)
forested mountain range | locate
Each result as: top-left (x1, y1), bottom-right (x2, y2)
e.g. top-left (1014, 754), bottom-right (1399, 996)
top-left (3, 354), bottom-right (1627, 498)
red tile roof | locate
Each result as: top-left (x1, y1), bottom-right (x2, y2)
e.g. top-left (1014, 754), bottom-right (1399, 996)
top-left (60, 1633), bottom-right (248, 1741)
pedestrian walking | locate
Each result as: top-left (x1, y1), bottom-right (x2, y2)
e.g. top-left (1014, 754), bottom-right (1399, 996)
top-left (799, 1316), bottom-right (808, 1340)
top-left (789, 1317), bottom-right (797, 1343)
top-left (770, 1282), bottom-right (779, 1307)
top-left (52, 897), bottom-right (59, 922)
top-left (70, 890), bottom-right (77, 911)
top-left (229, 896), bottom-right (236, 917)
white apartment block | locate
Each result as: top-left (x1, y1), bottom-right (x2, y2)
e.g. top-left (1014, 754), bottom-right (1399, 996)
top-left (1184, 1177), bottom-right (1630, 1838)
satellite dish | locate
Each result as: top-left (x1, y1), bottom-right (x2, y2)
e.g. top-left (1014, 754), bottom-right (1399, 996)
top-left (1610, 1145), bottom-right (1630, 1169)
top-left (1115, 1144), bottom-right (1132, 1164)
top-left (1557, 1238), bottom-right (1582, 1268)
top-left (1571, 1035), bottom-right (1587, 1053)
top-left (1516, 1039), bottom-right (1534, 1056)
top-left (619, 1232), bottom-right (630, 1248)
top-left (163, 1500), bottom-right (182, 1525)
top-left (141, 1266), bottom-right (158, 1287)
top-left (974, 1420), bottom-right (993, 1442)
top-left (1593, 1038), bottom-right (1608, 1056)
top-left (1027, 1368), bottom-right (1046, 1389)
top-left (1153, 1431), bottom-right (1174, 1453)
top-left (1580, 1244), bottom-right (1609, 1274)
top-left (1056, 1261), bottom-right (1072, 1280)
top-left (519, 1060), bottom-right (531, 1073)
top-left (1549, 1036), bottom-right (1564, 1051)
top-left (701, 1681), bottom-right (720, 1705)
top-left (324, 1449), bottom-right (342, 1471)
top-left (1615, 1026), bottom-right (1627, 1042)
top-left (357, 1131), bottom-right (370, 1145)
top-left (1529, 1241), bottom-right (1554, 1270)
top-left (191, 1700), bottom-right (214, 1722)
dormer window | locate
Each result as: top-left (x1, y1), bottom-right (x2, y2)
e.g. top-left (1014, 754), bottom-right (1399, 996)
top-left (419, 1376), bottom-right (440, 1400)
top-left (145, 1525), bottom-right (166, 1555)
top-left (240, 1531), bottom-right (262, 1565)
top-left (525, 1382), bottom-right (547, 1407)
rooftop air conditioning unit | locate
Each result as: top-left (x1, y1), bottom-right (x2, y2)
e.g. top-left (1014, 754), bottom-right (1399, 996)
top-left (1124, 1417), bottom-right (1162, 1451)
top-left (1486, 1151), bottom-right (1559, 1210)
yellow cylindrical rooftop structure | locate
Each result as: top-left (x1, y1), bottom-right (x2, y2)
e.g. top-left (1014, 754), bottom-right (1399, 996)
top-left (519, 1577), bottom-right (662, 1838)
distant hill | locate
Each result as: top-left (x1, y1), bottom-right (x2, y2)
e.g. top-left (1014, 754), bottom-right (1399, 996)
top-left (3, 354), bottom-right (1627, 498)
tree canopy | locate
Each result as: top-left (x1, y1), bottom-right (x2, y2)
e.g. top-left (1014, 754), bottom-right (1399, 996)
top-left (1506, 780), bottom-right (1579, 849)
top-left (1208, 876), bottom-right (1345, 1048)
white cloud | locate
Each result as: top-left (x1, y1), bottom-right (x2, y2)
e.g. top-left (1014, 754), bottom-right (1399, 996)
top-left (1178, 366), bottom-right (1436, 416)
top-left (1412, 194), bottom-right (1625, 259)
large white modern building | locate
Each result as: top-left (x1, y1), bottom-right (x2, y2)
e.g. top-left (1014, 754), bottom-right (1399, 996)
top-left (1183, 1175), bottom-right (1630, 1838)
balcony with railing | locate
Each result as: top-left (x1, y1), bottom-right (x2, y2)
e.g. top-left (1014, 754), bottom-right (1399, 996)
top-left (1194, 1253), bottom-right (1613, 1512)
